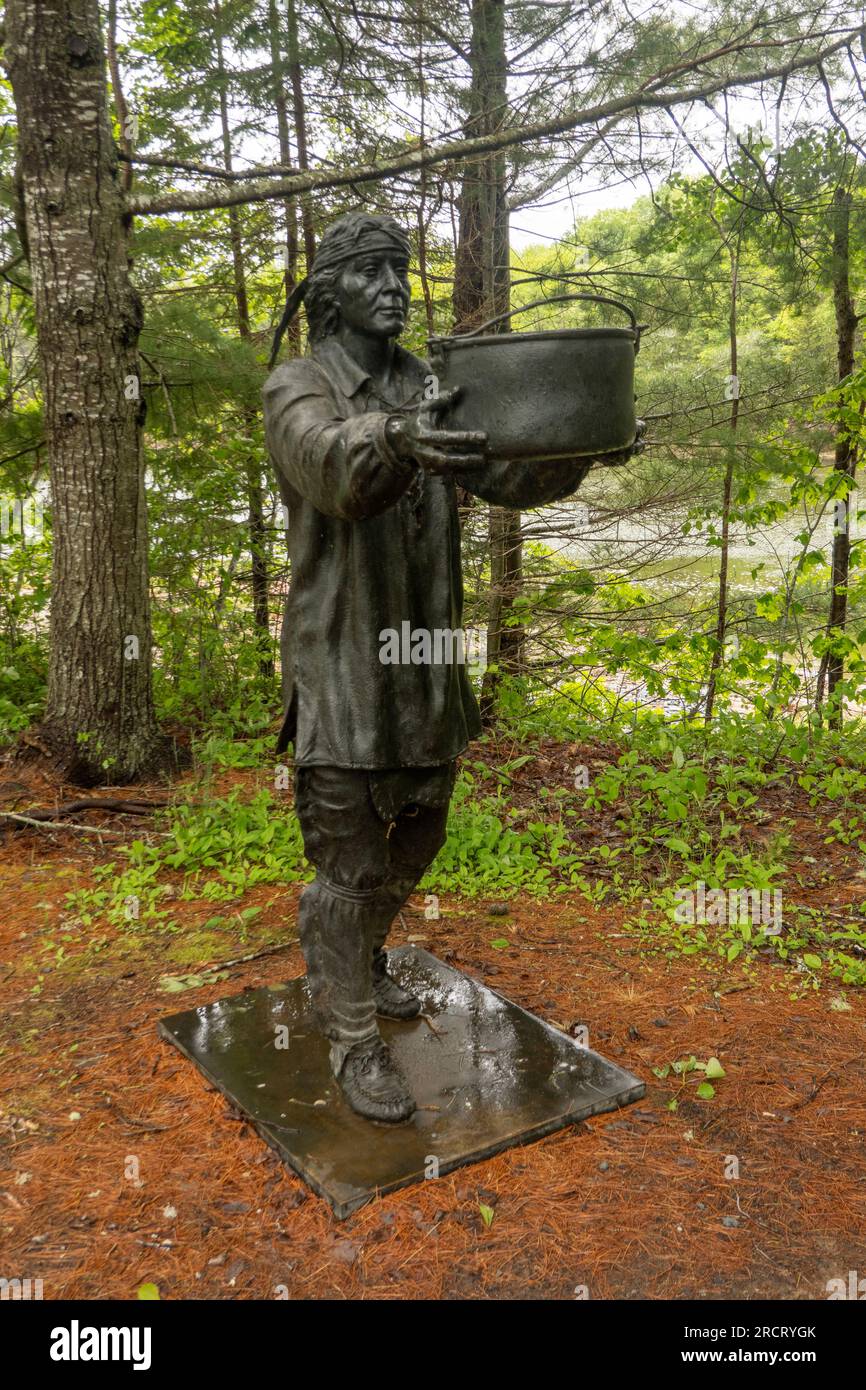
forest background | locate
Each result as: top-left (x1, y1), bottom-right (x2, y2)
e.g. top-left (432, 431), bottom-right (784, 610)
top-left (3, 1), bottom-right (866, 993)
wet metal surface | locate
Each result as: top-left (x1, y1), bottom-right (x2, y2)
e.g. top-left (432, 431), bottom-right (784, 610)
top-left (158, 947), bottom-right (646, 1219)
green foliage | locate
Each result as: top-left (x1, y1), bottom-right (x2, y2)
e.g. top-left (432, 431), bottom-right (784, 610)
top-left (423, 771), bottom-right (588, 897)
top-left (0, 519), bottom-right (50, 739)
top-left (67, 788), bottom-right (309, 929)
top-left (653, 1055), bottom-right (726, 1109)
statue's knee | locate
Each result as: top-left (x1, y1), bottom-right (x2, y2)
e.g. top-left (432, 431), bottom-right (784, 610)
top-left (316, 873), bottom-right (388, 905)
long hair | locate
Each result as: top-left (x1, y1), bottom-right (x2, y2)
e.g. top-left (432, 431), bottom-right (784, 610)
top-left (304, 262), bottom-right (344, 343)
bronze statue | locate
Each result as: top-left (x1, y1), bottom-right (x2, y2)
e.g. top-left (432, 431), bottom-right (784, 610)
top-left (263, 210), bottom-right (636, 1124)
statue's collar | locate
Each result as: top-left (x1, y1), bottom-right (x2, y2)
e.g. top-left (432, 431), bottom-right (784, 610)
top-left (311, 337), bottom-right (420, 400)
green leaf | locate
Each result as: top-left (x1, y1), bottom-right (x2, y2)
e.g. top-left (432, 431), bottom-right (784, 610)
top-left (704, 1057), bottom-right (725, 1079)
top-left (159, 975), bottom-right (195, 993)
top-left (696, 1082), bottom-right (715, 1100)
top-left (478, 1203), bottom-right (495, 1228)
top-left (802, 953), bottom-right (822, 970)
top-left (158, 971), bottom-right (228, 993)
top-left (490, 937), bottom-right (509, 950)
top-left (137, 1282), bottom-right (160, 1300)
top-left (663, 837), bottom-right (691, 856)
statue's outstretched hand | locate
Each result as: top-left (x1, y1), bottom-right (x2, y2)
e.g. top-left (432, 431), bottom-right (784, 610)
top-left (386, 388), bottom-right (487, 474)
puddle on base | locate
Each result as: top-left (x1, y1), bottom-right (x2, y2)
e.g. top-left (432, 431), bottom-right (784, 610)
top-left (159, 947), bottom-right (645, 1218)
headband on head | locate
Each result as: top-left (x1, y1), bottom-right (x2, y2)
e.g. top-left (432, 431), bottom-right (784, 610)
top-left (314, 226), bottom-right (410, 273)
top-left (268, 218), bottom-right (410, 369)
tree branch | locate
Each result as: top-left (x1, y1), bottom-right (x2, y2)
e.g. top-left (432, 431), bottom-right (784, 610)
top-left (119, 150), bottom-right (301, 181)
top-left (129, 28), bottom-right (862, 216)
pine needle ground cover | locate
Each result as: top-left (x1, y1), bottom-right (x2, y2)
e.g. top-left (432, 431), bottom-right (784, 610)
top-left (1, 724), bottom-right (863, 1300)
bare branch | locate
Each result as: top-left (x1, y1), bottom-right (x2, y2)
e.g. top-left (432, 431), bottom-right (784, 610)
top-left (119, 150), bottom-right (299, 181)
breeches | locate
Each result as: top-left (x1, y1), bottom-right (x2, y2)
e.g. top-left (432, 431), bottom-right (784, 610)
top-left (294, 764), bottom-right (452, 896)
top-left (292, 764), bottom-right (453, 1061)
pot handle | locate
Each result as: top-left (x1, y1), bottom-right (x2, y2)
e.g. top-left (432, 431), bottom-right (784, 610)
top-left (455, 292), bottom-right (639, 339)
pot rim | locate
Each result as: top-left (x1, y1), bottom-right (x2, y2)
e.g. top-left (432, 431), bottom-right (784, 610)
top-left (427, 326), bottom-right (638, 350)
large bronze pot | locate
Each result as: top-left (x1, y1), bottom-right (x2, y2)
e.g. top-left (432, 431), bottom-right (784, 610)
top-left (427, 293), bottom-right (641, 463)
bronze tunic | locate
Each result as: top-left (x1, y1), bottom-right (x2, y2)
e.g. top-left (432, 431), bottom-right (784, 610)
top-left (263, 336), bottom-right (589, 768)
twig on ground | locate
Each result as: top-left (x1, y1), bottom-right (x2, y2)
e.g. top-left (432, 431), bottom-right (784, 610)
top-left (102, 1096), bottom-right (183, 1132)
top-left (790, 1055), bottom-right (862, 1111)
top-left (194, 939), bottom-right (298, 974)
top-left (7, 798), bottom-right (168, 821)
top-left (0, 812), bottom-right (148, 838)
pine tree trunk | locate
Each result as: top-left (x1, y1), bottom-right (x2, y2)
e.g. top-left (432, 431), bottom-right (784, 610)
top-left (704, 244), bottom-right (739, 724)
top-left (286, 0), bottom-right (316, 270)
top-left (215, 3), bottom-right (274, 682)
top-left (452, 0), bottom-right (523, 721)
top-left (816, 184), bottom-right (857, 727)
top-left (7, 0), bottom-right (174, 783)
top-left (452, 0), bottom-right (509, 335)
top-left (267, 0), bottom-right (300, 349)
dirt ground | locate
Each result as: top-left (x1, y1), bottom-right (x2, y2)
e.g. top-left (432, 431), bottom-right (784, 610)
top-left (1, 751), bottom-right (865, 1301)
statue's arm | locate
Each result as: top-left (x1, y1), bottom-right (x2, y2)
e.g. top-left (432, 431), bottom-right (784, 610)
top-left (454, 456), bottom-right (592, 509)
top-left (452, 420), bottom-right (646, 507)
top-left (263, 363), bottom-right (416, 520)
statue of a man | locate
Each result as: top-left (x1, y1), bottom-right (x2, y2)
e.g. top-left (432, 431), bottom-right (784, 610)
top-left (263, 210), bottom-right (603, 1124)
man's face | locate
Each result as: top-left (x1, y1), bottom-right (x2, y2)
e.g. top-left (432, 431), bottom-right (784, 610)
top-left (336, 249), bottom-right (411, 339)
